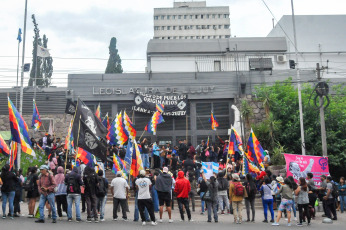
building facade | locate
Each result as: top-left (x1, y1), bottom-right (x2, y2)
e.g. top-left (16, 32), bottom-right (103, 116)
top-left (153, 1), bottom-right (231, 40)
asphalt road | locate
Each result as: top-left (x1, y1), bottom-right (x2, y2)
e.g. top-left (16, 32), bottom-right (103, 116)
top-left (0, 202), bottom-right (345, 230)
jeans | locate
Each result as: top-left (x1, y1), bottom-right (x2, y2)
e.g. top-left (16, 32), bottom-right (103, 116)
top-left (39, 193), bottom-right (57, 220)
top-left (177, 197), bottom-right (191, 220)
top-left (291, 200), bottom-right (297, 217)
top-left (141, 154), bottom-right (150, 168)
top-left (152, 186), bottom-right (159, 212)
top-left (340, 195), bottom-right (346, 213)
top-left (99, 195), bottom-right (107, 219)
top-left (134, 192), bottom-right (149, 221)
top-left (160, 156), bottom-right (165, 167)
top-left (200, 192), bottom-right (205, 212)
top-left (2, 191), bottom-right (15, 216)
top-left (218, 194), bottom-right (229, 211)
top-left (207, 201), bottom-right (218, 222)
top-left (298, 203), bottom-right (311, 224)
top-left (263, 198), bottom-right (274, 221)
top-left (113, 198), bottom-right (127, 219)
top-left (245, 198), bottom-right (255, 221)
top-left (189, 191), bottom-right (195, 212)
top-left (67, 194), bottom-right (81, 219)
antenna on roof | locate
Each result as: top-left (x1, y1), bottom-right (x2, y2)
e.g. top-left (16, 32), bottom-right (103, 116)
top-left (272, 18), bottom-right (274, 28)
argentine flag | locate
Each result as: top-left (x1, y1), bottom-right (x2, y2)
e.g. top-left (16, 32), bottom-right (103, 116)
top-left (201, 162), bottom-right (219, 179)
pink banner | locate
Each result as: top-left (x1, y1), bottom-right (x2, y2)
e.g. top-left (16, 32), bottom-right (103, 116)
top-left (284, 153), bottom-right (330, 187)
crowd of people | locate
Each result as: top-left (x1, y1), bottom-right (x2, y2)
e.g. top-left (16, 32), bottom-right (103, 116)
top-left (0, 134), bottom-right (345, 226)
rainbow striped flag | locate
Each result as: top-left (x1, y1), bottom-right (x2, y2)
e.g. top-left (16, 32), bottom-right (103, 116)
top-left (0, 134), bottom-right (10, 156)
top-left (31, 99), bottom-right (42, 131)
top-left (9, 141), bottom-right (18, 170)
top-left (206, 136), bottom-right (210, 147)
top-left (102, 113), bottom-right (110, 130)
top-left (107, 113), bottom-right (128, 146)
top-left (156, 104), bottom-right (164, 113)
top-left (243, 155), bottom-right (260, 175)
top-left (8, 97), bottom-right (35, 157)
top-left (77, 147), bottom-right (94, 167)
top-left (64, 118), bottom-right (74, 152)
top-left (209, 111), bottom-right (219, 130)
top-left (145, 111), bottom-right (164, 135)
top-left (130, 142), bottom-right (143, 177)
top-left (246, 129), bottom-right (265, 165)
top-left (123, 111), bottom-right (136, 141)
top-left (112, 153), bottom-right (127, 176)
top-left (228, 128), bottom-right (240, 155)
top-left (95, 103), bottom-right (101, 121)
top-left (36, 143), bottom-right (44, 152)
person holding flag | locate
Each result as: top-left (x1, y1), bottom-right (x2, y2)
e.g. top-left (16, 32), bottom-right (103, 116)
top-left (31, 99), bottom-right (42, 131)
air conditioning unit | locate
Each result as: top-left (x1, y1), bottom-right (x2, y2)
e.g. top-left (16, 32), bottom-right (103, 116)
top-left (276, 55), bottom-right (287, 63)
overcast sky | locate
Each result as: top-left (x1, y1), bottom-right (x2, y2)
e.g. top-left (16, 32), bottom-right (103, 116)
top-left (0, 0), bottom-right (345, 87)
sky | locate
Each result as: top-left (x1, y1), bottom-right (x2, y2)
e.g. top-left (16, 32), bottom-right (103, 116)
top-left (0, 0), bottom-right (345, 87)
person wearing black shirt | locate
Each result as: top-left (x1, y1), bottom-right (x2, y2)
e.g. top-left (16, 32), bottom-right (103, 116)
top-left (0, 164), bottom-right (19, 219)
top-left (198, 171), bottom-right (208, 215)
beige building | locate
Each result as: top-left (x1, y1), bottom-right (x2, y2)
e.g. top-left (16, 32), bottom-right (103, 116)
top-left (153, 1), bottom-right (231, 40)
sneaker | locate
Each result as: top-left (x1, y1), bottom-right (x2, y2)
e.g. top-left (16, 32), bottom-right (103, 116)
top-left (332, 217), bottom-right (337, 221)
top-left (297, 223), bottom-right (303, 227)
top-left (76, 218), bottom-right (82, 222)
top-left (142, 221), bottom-right (146, 226)
top-left (215, 220), bottom-right (218, 223)
top-left (262, 219), bottom-right (268, 223)
top-left (207, 220), bottom-right (211, 223)
top-left (322, 214), bottom-right (327, 217)
top-left (251, 220), bottom-right (255, 223)
top-left (221, 211), bottom-right (225, 215)
top-left (52, 219), bottom-right (57, 223)
top-left (94, 218), bottom-right (99, 223)
top-left (35, 219), bottom-right (45, 223)
top-left (159, 219), bottom-right (163, 223)
top-left (68, 218), bottom-right (72, 222)
top-left (122, 218), bottom-right (128, 222)
top-left (272, 223), bottom-right (280, 226)
top-left (27, 215), bottom-right (34, 218)
top-left (270, 219), bottom-right (274, 223)
top-left (169, 219), bottom-right (173, 223)
top-left (189, 219), bottom-right (194, 222)
top-left (10, 215), bottom-right (14, 220)
top-left (13, 214), bottom-right (20, 217)
top-left (87, 218), bottom-right (92, 223)
top-left (113, 218), bottom-right (118, 221)
top-left (200, 212), bottom-right (204, 215)
top-left (294, 217), bottom-right (297, 221)
top-left (2, 215), bottom-right (6, 219)
top-left (151, 221), bottom-right (158, 226)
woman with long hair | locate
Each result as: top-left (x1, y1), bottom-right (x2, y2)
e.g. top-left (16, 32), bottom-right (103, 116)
top-left (272, 178), bottom-right (294, 226)
top-left (287, 176), bottom-right (298, 220)
top-left (244, 173), bottom-right (256, 222)
top-left (0, 164), bottom-right (19, 219)
top-left (295, 177), bottom-right (311, 226)
top-left (26, 167), bottom-right (40, 217)
top-left (338, 177), bottom-right (346, 213)
top-left (260, 176), bottom-right (275, 223)
top-left (204, 174), bottom-right (219, 223)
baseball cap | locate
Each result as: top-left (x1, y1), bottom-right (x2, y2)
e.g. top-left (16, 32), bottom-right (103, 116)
top-left (39, 165), bottom-right (49, 170)
top-left (116, 171), bottom-right (122, 176)
top-left (232, 173), bottom-right (240, 181)
top-left (163, 167), bottom-right (168, 173)
top-left (139, 170), bottom-right (146, 176)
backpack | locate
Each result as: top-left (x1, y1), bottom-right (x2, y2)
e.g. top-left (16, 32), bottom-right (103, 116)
top-left (24, 174), bottom-right (34, 191)
top-left (96, 177), bottom-right (107, 197)
top-left (234, 182), bottom-right (244, 196)
top-left (38, 138), bottom-right (43, 147)
top-left (67, 175), bottom-right (80, 194)
top-left (246, 183), bottom-right (257, 197)
top-left (218, 178), bottom-right (228, 191)
top-left (331, 182), bottom-right (339, 198)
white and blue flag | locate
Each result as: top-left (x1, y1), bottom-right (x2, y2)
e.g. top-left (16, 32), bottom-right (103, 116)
top-left (201, 162), bottom-right (219, 179)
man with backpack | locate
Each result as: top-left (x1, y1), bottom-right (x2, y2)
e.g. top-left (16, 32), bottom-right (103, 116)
top-left (96, 170), bottom-right (108, 221)
top-left (324, 176), bottom-right (337, 220)
top-left (229, 173), bottom-right (244, 224)
top-left (217, 171), bottom-right (229, 215)
top-left (111, 171), bottom-right (129, 221)
top-left (64, 166), bottom-right (83, 222)
top-left (83, 166), bottom-right (99, 223)
top-left (35, 165), bottom-right (57, 224)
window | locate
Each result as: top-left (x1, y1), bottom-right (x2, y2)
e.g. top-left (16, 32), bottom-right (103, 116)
top-left (154, 16), bottom-right (159, 20)
top-left (207, 25), bottom-right (210, 29)
top-left (225, 35), bottom-right (230, 38)
top-left (179, 26), bottom-right (183, 30)
top-left (161, 26), bottom-right (165, 30)
top-left (208, 36), bottom-right (211, 39)
top-left (195, 15), bottom-right (198, 19)
top-left (173, 36), bottom-right (177, 39)
top-left (173, 15), bottom-right (176, 19)
top-left (191, 36), bottom-right (194, 39)
top-left (161, 15), bottom-right (165, 20)
top-left (167, 15), bottom-right (170, 20)
top-left (179, 36), bottom-right (183, 39)
top-left (202, 36), bottom-right (205, 39)
top-left (212, 14), bottom-right (216, 18)
top-left (213, 25), bottom-right (217, 30)
top-left (219, 35), bottom-right (222, 38)
top-left (214, 60), bottom-right (221, 71)
top-left (218, 14), bottom-right (221, 18)
top-left (196, 25), bottom-right (201, 29)
top-left (161, 37), bottom-right (165, 39)
top-left (184, 15), bottom-right (187, 19)
top-left (249, 58), bottom-right (273, 71)
top-left (218, 25), bottom-right (222, 29)
top-left (173, 26), bottom-right (176, 30)
top-left (178, 15), bottom-right (182, 19)
top-left (196, 36), bottom-right (200, 39)
top-left (213, 35), bottom-right (217, 39)
top-left (202, 25), bottom-right (206, 29)
top-left (185, 36), bottom-right (188, 39)
top-left (201, 15), bottom-right (204, 19)
top-left (167, 26), bottom-right (171, 30)
top-left (206, 14), bottom-right (210, 19)
top-left (154, 26), bottom-right (160, 30)
top-left (190, 15), bottom-right (193, 19)
top-left (196, 101), bottom-right (230, 130)
top-left (154, 37), bottom-right (159, 39)
top-left (190, 25), bottom-right (194, 29)
top-left (224, 25), bottom-right (230, 29)
top-left (168, 37), bottom-right (171, 39)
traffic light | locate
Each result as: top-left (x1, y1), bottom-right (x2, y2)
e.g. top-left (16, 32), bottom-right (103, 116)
top-left (289, 60), bottom-right (295, 69)
top-left (23, 63), bottom-right (30, 72)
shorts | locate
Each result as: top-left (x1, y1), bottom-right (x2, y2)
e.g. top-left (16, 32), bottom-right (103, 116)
top-left (157, 191), bottom-right (171, 207)
top-left (278, 198), bottom-right (293, 212)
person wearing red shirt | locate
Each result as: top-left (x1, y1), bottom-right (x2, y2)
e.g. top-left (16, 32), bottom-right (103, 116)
top-left (174, 171), bottom-right (193, 221)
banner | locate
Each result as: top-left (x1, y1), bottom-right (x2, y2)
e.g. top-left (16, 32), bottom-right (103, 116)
top-left (132, 92), bottom-right (188, 116)
top-left (284, 153), bottom-right (329, 187)
top-left (201, 162), bottom-right (219, 179)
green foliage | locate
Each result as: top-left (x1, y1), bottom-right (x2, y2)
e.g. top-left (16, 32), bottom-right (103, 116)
top-left (271, 143), bottom-right (286, 165)
top-left (240, 99), bottom-right (253, 127)
top-left (254, 78), bottom-right (346, 177)
top-left (105, 37), bottom-right (123, 73)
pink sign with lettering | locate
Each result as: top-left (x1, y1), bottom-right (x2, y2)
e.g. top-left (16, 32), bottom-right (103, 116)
top-left (284, 153), bottom-right (329, 187)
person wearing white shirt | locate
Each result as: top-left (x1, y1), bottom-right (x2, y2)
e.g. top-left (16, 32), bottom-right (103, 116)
top-left (111, 171), bottom-right (129, 221)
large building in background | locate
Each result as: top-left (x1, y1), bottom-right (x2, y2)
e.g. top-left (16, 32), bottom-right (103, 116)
top-left (153, 1), bottom-right (231, 40)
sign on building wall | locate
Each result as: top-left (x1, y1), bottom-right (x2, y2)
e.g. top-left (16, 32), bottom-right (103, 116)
top-left (132, 92), bottom-right (188, 116)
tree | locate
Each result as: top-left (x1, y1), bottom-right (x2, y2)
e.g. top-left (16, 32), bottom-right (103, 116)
top-left (105, 37), bottom-right (123, 73)
top-left (28, 15), bottom-right (53, 87)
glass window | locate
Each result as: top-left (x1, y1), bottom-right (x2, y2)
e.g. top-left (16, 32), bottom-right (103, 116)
top-left (216, 116), bottom-right (230, 130)
top-left (161, 26), bottom-right (165, 30)
top-left (206, 14), bottom-right (210, 19)
top-left (212, 14), bottom-right (216, 18)
top-left (168, 37), bottom-right (171, 39)
top-left (201, 15), bottom-right (204, 19)
top-left (190, 25), bottom-right (194, 29)
top-left (117, 103), bottom-right (133, 114)
top-left (173, 15), bottom-right (176, 19)
top-left (196, 102), bottom-right (212, 116)
top-left (161, 15), bottom-right (165, 20)
top-left (224, 14), bottom-right (229, 18)
top-left (173, 36), bottom-right (177, 39)
top-left (178, 15), bottom-right (182, 19)
top-left (202, 25), bottom-right (206, 29)
top-left (224, 25), bottom-right (230, 29)
top-left (154, 26), bottom-right (160, 30)
top-left (184, 25), bottom-right (189, 30)
top-left (191, 36), bottom-right (194, 39)
top-left (184, 15), bottom-right (187, 19)
top-left (195, 15), bottom-right (198, 19)
top-left (185, 36), bottom-right (188, 39)
top-left (173, 26), bottom-right (176, 30)
top-left (179, 26), bottom-right (183, 30)
top-left (156, 136), bottom-right (173, 146)
top-left (225, 35), bottom-right (230, 38)
top-left (154, 16), bottom-right (159, 20)
top-left (218, 14), bottom-right (221, 18)
top-left (174, 116), bottom-right (190, 130)
top-left (213, 102), bottom-right (229, 116)
top-left (218, 25), bottom-right (222, 29)
top-left (214, 60), bottom-right (221, 71)
top-left (179, 36), bottom-right (183, 39)
top-left (167, 15), bottom-right (170, 20)
top-left (190, 15), bottom-right (193, 19)
top-left (196, 36), bottom-right (200, 39)
top-left (167, 26), bottom-right (171, 30)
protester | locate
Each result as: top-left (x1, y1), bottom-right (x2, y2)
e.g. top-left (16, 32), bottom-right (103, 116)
top-left (83, 166), bottom-right (99, 223)
top-left (217, 171), bottom-right (229, 215)
top-left (13, 169), bottom-right (23, 217)
top-left (135, 170), bottom-right (157, 226)
top-left (197, 170), bottom-right (208, 215)
top-left (188, 168), bottom-right (197, 212)
top-left (318, 175), bottom-right (328, 217)
top-left (155, 167), bottom-right (173, 223)
top-left (324, 176), bottom-right (337, 220)
top-left (35, 165), bottom-right (57, 223)
top-left (244, 173), bottom-right (257, 222)
top-left (96, 170), bottom-right (108, 221)
top-left (338, 177), bottom-right (346, 213)
top-left (152, 142), bottom-right (161, 169)
top-left (0, 164), bottom-right (18, 219)
top-left (26, 167), bottom-right (40, 218)
top-left (111, 171), bottom-right (129, 221)
top-left (272, 178), bottom-right (294, 226)
top-left (204, 174), bottom-right (219, 223)
top-left (174, 171), bottom-right (192, 221)
top-left (229, 173), bottom-right (244, 224)
top-left (307, 173), bottom-right (317, 219)
top-left (65, 166), bottom-right (83, 222)
top-left (54, 166), bottom-right (67, 219)
top-left (295, 177), bottom-right (311, 226)
top-left (261, 176), bottom-right (275, 223)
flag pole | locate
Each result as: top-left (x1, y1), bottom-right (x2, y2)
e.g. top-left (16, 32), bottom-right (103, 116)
top-left (16, 33), bottom-right (20, 108)
top-left (34, 43), bottom-right (38, 101)
top-left (18, 0), bottom-right (28, 170)
top-left (138, 129), bottom-right (145, 142)
top-left (186, 114), bottom-right (188, 143)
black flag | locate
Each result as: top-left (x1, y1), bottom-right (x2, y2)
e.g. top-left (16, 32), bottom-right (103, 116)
top-left (72, 98), bottom-right (107, 143)
top-left (77, 119), bottom-right (107, 162)
top-left (65, 99), bottom-right (76, 115)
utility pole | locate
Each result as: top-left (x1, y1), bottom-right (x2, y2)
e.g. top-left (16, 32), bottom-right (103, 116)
top-left (18, 0), bottom-right (28, 169)
top-left (316, 63), bottom-right (328, 157)
top-left (291, 0), bottom-right (306, 155)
